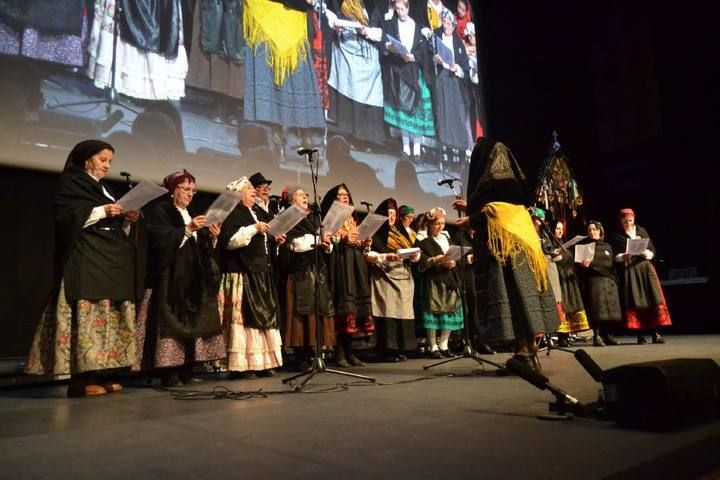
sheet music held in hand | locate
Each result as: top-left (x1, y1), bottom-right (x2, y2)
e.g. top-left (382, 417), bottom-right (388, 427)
top-left (397, 247), bottom-right (420, 259)
top-left (626, 238), bottom-right (649, 256)
top-left (445, 245), bottom-right (472, 261)
top-left (356, 213), bottom-right (388, 241)
top-left (386, 33), bottom-right (409, 56)
top-left (322, 201), bottom-right (355, 235)
top-left (574, 243), bottom-right (595, 263)
top-left (435, 37), bottom-right (454, 65)
top-left (335, 18), bottom-right (364, 29)
top-left (562, 235), bottom-right (587, 249)
top-left (204, 191), bottom-right (241, 225)
top-left (268, 205), bottom-right (310, 237)
top-left (116, 180), bottom-right (168, 211)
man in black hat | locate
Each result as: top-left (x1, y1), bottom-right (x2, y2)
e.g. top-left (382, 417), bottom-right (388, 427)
top-left (249, 172), bottom-right (274, 218)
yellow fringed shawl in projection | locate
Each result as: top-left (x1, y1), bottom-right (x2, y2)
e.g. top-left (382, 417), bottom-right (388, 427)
top-left (244, 0), bottom-right (308, 86)
top-left (481, 201), bottom-right (549, 292)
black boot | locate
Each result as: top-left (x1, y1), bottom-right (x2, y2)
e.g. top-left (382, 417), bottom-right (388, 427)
top-left (652, 331), bottom-right (666, 344)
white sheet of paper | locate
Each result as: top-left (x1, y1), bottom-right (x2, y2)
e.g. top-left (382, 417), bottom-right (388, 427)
top-left (626, 238), bottom-right (650, 255)
top-left (445, 245), bottom-right (472, 261)
top-left (322, 201), bottom-right (355, 235)
top-left (335, 18), bottom-right (364, 29)
top-left (574, 243), bottom-right (595, 263)
top-left (204, 191), bottom-right (241, 225)
top-left (268, 204), bottom-right (310, 237)
top-left (386, 33), bottom-right (409, 56)
top-left (562, 235), bottom-right (587, 249)
top-left (116, 180), bottom-right (168, 211)
top-left (397, 247), bottom-right (420, 259)
top-left (435, 37), bottom-right (454, 65)
top-left (357, 213), bottom-right (388, 241)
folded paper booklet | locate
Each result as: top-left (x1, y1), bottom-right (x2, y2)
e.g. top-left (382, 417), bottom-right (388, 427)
top-left (357, 213), bottom-right (388, 241)
top-left (574, 243), bottom-right (595, 263)
top-left (626, 238), bottom-right (649, 256)
top-left (322, 201), bottom-right (355, 235)
top-left (116, 180), bottom-right (168, 211)
top-left (445, 245), bottom-right (472, 261)
top-left (386, 33), bottom-right (409, 56)
top-left (204, 191), bottom-right (241, 225)
top-left (397, 247), bottom-right (420, 259)
top-left (562, 235), bottom-right (587, 249)
top-left (268, 204), bottom-right (309, 238)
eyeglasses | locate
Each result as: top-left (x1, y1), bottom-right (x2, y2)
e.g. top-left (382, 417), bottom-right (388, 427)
top-left (177, 186), bottom-right (197, 195)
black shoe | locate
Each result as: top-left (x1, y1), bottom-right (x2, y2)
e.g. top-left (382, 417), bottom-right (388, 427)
top-left (558, 337), bottom-right (570, 348)
top-left (382, 355), bottom-right (400, 363)
top-left (228, 371), bottom-right (257, 379)
top-left (637, 335), bottom-right (648, 345)
top-left (593, 336), bottom-right (606, 347)
top-left (440, 350), bottom-right (455, 358)
top-left (477, 343), bottom-right (496, 355)
top-left (256, 369), bottom-right (276, 377)
top-left (429, 350), bottom-right (443, 359)
top-left (397, 354), bottom-right (408, 362)
top-left (161, 373), bottom-right (184, 387)
top-left (602, 335), bottom-right (619, 346)
top-left (652, 333), bottom-right (666, 344)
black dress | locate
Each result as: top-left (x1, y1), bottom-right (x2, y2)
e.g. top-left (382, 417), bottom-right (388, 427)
top-left (134, 199), bottom-right (224, 371)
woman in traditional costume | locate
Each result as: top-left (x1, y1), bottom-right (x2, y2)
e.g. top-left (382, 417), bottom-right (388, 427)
top-left (321, 184), bottom-right (374, 368)
top-left (416, 207), bottom-right (464, 358)
top-left (367, 198), bottom-right (421, 362)
top-left (577, 221), bottom-right (622, 346)
top-left (465, 138), bottom-right (559, 372)
top-left (431, 9), bottom-right (472, 164)
top-left (134, 170), bottom-right (225, 386)
top-left (609, 209), bottom-right (671, 344)
top-left (550, 220), bottom-right (590, 346)
top-left (380, 0), bottom-right (435, 162)
top-left (26, 140), bottom-right (140, 397)
top-left (243, 0), bottom-right (325, 153)
top-left (326, 0), bottom-right (387, 147)
top-left (217, 176), bottom-right (284, 377)
top-left (280, 185), bottom-right (336, 371)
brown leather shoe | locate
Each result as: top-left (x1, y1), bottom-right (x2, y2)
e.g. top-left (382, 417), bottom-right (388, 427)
top-left (67, 384), bottom-right (107, 398)
top-left (102, 383), bottom-right (123, 393)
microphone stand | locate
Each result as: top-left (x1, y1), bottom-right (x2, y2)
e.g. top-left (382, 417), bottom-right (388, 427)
top-left (282, 150), bottom-right (376, 390)
top-left (47, 3), bottom-right (138, 126)
top-left (423, 180), bottom-right (504, 372)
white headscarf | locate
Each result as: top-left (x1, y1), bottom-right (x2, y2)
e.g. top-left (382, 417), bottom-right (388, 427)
top-left (226, 176), bottom-right (250, 193)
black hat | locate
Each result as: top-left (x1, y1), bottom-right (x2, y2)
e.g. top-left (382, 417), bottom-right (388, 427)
top-left (249, 172), bottom-right (272, 187)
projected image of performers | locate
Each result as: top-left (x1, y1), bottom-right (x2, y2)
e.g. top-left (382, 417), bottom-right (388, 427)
top-left (0, 0), bottom-right (485, 214)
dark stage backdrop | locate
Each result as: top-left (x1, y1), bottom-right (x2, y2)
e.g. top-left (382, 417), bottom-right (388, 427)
top-left (1, 0), bottom-right (717, 358)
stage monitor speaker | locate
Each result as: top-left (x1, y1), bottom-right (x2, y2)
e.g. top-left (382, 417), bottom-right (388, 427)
top-left (602, 358), bottom-right (720, 431)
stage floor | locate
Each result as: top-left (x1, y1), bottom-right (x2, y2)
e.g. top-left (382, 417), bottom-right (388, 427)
top-left (1, 335), bottom-right (719, 480)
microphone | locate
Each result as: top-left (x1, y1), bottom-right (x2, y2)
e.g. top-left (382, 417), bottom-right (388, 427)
top-left (574, 349), bottom-right (604, 383)
top-left (505, 358), bottom-right (579, 405)
top-left (297, 148), bottom-right (318, 156)
top-left (360, 201), bottom-right (373, 208)
top-left (437, 177), bottom-right (460, 186)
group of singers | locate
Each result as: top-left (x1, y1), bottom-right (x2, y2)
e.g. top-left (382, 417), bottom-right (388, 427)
top-left (25, 138), bottom-right (671, 397)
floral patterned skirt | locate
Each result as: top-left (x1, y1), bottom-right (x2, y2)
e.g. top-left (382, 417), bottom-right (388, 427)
top-left (26, 282), bottom-right (136, 376)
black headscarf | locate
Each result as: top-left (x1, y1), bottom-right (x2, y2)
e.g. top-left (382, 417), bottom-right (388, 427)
top-left (371, 197), bottom-right (397, 250)
top-left (62, 139), bottom-right (115, 173)
top-left (320, 183), bottom-right (355, 217)
top-left (467, 137), bottom-right (529, 230)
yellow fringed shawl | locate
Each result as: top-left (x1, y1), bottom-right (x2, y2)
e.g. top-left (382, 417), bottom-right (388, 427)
top-left (481, 201), bottom-right (549, 292)
top-left (244, 0), bottom-right (308, 86)
top-left (387, 225), bottom-right (415, 251)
